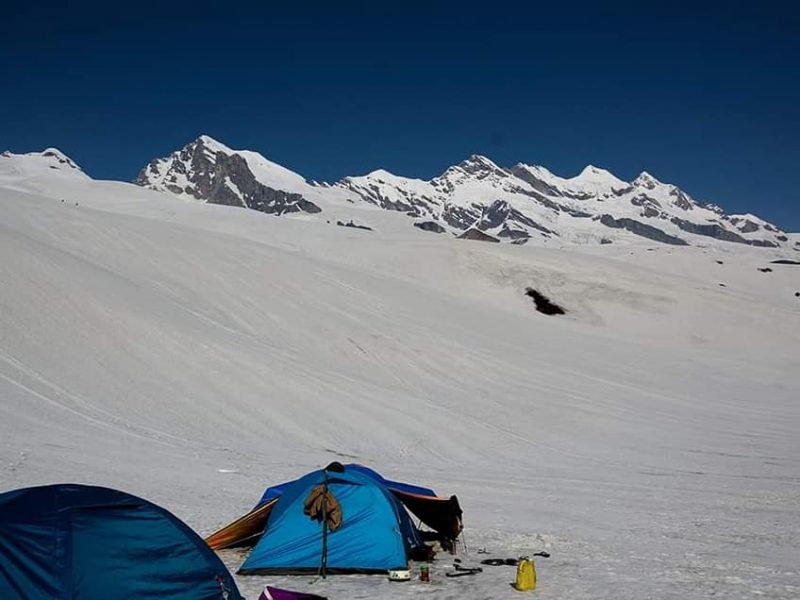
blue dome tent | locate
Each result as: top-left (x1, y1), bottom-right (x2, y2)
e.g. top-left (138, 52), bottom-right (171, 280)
top-left (206, 463), bottom-right (463, 560)
top-left (0, 484), bottom-right (242, 600)
top-left (237, 463), bottom-right (437, 575)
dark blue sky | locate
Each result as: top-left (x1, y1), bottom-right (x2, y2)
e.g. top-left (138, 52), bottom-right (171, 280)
top-left (2, 2), bottom-right (798, 230)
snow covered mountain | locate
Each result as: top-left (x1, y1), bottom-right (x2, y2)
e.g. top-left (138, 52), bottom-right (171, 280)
top-left (339, 156), bottom-right (790, 247)
top-left (136, 136), bottom-right (323, 216)
top-left (136, 136), bottom-right (792, 249)
top-left (0, 147), bottom-right (88, 185)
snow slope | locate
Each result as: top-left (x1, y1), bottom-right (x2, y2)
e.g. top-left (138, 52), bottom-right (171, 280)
top-left (1, 154), bottom-right (799, 599)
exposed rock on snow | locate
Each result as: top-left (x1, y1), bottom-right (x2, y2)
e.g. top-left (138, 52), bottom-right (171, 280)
top-left (0, 147), bottom-right (88, 183)
top-left (336, 219), bottom-right (372, 231)
top-left (457, 228), bottom-right (500, 243)
top-left (413, 220), bottom-right (446, 234)
top-left (598, 215), bottom-right (688, 246)
top-left (525, 288), bottom-right (566, 315)
top-left (136, 136), bottom-right (321, 216)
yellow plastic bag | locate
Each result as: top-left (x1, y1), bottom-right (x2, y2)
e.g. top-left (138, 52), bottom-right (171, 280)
top-left (514, 558), bottom-right (536, 591)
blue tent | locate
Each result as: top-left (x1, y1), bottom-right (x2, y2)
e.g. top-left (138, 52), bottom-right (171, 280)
top-left (238, 465), bottom-right (424, 574)
top-left (0, 484), bottom-right (242, 600)
top-left (206, 464), bottom-right (463, 554)
top-left (256, 463), bottom-right (436, 506)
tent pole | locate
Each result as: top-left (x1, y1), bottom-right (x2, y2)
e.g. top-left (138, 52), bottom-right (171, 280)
top-left (320, 470), bottom-right (329, 579)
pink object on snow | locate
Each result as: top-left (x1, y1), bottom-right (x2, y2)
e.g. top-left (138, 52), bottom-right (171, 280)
top-left (258, 585), bottom-right (327, 600)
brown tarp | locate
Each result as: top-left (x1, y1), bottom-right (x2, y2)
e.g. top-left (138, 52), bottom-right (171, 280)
top-left (204, 498), bottom-right (278, 550)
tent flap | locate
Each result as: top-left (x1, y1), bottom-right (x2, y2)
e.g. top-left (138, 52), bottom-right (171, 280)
top-left (392, 491), bottom-right (463, 541)
top-left (205, 498), bottom-right (277, 550)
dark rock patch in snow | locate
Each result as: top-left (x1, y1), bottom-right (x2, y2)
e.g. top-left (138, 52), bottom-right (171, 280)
top-left (336, 220), bottom-right (372, 231)
top-left (671, 218), bottom-right (777, 247)
top-left (757, 267), bottom-right (773, 273)
top-left (336, 179), bottom-right (417, 212)
top-left (770, 259), bottom-right (800, 265)
top-left (525, 288), bottom-right (566, 315)
top-left (497, 226), bottom-right (531, 240)
top-left (508, 165), bottom-right (563, 196)
top-left (671, 218), bottom-right (747, 243)
top-left (414, 221), bottom-right (446, 234)
top-left (476, 199), bottom-right (554, 237)
top-left (458, 228), bottom-right (500, 243)
top-left (640, 206), bottom-right (661, 218)
top-left (598, 215), bottom-right (688, 246)
top-left (670, 189), bottom-right (695, 210)
top-left (748, 239), bottom-right (780, 248)
top-left (41, 148), bottom-right (82, 170)
top-left (736, 219), bottom-right (760, 233)
top-left (442, 205), bottom-right (480, 230)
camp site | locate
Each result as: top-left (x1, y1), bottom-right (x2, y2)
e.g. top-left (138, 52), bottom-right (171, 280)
top-left (2, 4), bottom-right (800, 597)
top-left (1, 464), bottom-right (546, 598)
top-left (1, 149), bottom-right (799, 597)
top-left (1, 156), bottom-right (799, 598)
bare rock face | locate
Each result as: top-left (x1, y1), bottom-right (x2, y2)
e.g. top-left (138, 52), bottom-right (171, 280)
top-left (670, 218), bottom-right (777, 247)
top-left (136, 136), bottom-right (320, 216)
top-left (729, 217), bottom-right (762, 234)
top-left (598, 215), bottom-right (688, 246)
top-left (40, 148), bottom-right (83, 171)
top-left (414, 220), bottom-right (446, 233)
top-left (442, 204), bottom-right (481, 230)
top-left (525, 288), bottom-right (566, 315)
top-left (458, 228), bottom-right (500, 243)
top-left (670, 188), bottom-right (695, 211)
top-left (477, 199), bottom-right (553, 237)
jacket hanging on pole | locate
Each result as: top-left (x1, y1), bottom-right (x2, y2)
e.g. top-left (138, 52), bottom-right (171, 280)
top-left (303, 485), bottom-right (342, 531)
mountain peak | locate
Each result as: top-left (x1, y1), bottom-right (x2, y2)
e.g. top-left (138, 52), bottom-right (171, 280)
top-left (577, 164), bottom-right (616, 179)
top-left (0, 147), bottom-right (88, 184)
top-left (3, 147), bottom-right (84, 172)
top-left (38, 148), bottom-right (83, 171)
top-left (514, 163), bottom-right (556, 177)
top-left (566, 165), bottom-right (629, 195)
top-left (460, 154), bottom-right (498, 168)
top-left (446, 154), bottom-right (506, 180)
top-left (192, 134), bottom-right (233, 153)
top-left (136, 136), bottom-right (321, 216)
top-left (365, 168), bottom-right (395, 179)
top-left (633, 171), bottom-right (662, 189)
